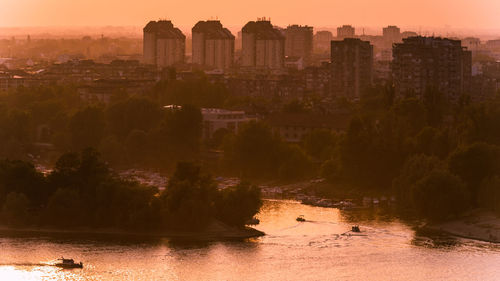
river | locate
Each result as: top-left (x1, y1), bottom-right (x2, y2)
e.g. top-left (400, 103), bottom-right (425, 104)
top-left (0, 199), bottom-right (499, 280)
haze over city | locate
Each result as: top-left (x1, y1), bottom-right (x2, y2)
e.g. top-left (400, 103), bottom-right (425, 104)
top-left (1, 0), bottom-right (500, 38)
top-left (1, 0), bottom-right (500, 280)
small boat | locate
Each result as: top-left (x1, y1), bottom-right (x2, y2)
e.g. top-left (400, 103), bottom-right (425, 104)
top-left (246, 217), bottom-right (260, 225)
top-left (296, 215), bottom-right (306, 222)
top-left (351, 225), bottom-right (361, 233)
top-left (55, 258), bottom-right (83, 269)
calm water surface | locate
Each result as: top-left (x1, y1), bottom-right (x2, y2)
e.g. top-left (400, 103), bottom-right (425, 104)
top-left (1, 199), bottom-right (500, 280)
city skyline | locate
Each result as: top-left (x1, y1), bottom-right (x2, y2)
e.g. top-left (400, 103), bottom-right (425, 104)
top-left (1, 0), bottom-right (499, 33)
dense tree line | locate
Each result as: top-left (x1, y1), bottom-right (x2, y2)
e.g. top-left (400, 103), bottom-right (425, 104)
top-left (0, 149), bottom-right (262, 230)
top-left (221, 121), bottom-right (313, 180)
top-left (317, 88), bottom-right (500, 221)
top-left (2, 80), bottom-right (500, 222)
top-left (0, 84), bottom-right (209, 169)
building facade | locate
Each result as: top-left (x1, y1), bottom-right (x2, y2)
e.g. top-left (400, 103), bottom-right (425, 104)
top-left (192, 20), bottom-right (235, 70)
top-left (330, 38), bottom-right (373, 99)
top-left (314, 30), bottom-right (333, 54)
top-left (285, 25), bottom-right (313, 67)
top-left (201, 108), bottom-right (256, 139)
top-left (267, 112), bottom-right (351, 143)
top-left (337, 25), bottom-right (355, 39)
top-left (382, 25), bottom-right (401, 43)
top-left (143, 20), bottom-right (185, 68)
top-left (392, 36), bottom-right (472, 100)
top-left (241, 20), bottom-right (285, 69)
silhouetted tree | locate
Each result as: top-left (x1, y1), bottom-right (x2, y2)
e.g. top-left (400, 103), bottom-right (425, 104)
top-left (69, 107), bottom-right (105, 150)
top-left (411, 170), bottom-right (469, 221)
top-left (448, 143), bottom-right (500, 205)
top-left (216, 182), bottom-right (262, 227)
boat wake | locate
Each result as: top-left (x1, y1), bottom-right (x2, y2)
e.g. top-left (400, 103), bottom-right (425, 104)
top-left (0, 262), bottom-right (51, 267)
top-left (279, 223), bottom-right (302, 231)
top-left (303, 220), bottom-right (339, 225)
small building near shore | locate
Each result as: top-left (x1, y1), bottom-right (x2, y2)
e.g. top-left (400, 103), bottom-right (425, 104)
top-left (266, 112), bottom-right (351, 143)
top-left (201, 108), bottom-right (256, 139)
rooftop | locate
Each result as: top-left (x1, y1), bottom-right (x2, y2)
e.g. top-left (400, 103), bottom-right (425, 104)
top-left (192, 20), bottom-right (234, 40)
top-left (143, 20), bottom-right (185, 39)
top-left (242, 20), bottom-right (284, 40)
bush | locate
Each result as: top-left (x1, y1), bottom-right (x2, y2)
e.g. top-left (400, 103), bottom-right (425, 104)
top-left (393, 154), bottom-right (443, 208)
top-left (44, 188), bottom-right (83, 227)
top-left (159, 162), bottom-right (218, 230)
top-left (278, 145), bottom-right (313, 181)
top-left (216, 182), bottom-right (262, 227)
top-left (1, 192), bottom-right (30, 226)
top-left (478, 176), bottom-right (500, 214)
top-left (411, 170), bottom-right (469, 221)
top-left (448, 142), bottom-right (500, 205)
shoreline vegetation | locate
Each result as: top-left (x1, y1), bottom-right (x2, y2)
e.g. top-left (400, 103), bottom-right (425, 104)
top-left (0, 150), bottom-right (263, 238)
top-left (0, 220), bottom-right (264, 240)
top-left (261, 180), bottom-right (500, 243)
top-left (1, 85), bottom-right (500, 244)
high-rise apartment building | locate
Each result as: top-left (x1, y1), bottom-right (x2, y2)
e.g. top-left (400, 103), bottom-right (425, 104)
top-left (462, 37), bottom-right (481, 51)
top-left (192, 20), bottom-right (235, 70)
top-left (383, 25), bottom-right (401, 43)
top-left (337, 25), bottom-right (355, 39)
top-left (143, 20), bottom-right (185, 68)
top-left (314, 31), bottom-right (333, 54)
top-left (392, 36), bottom-right (472, 100)
top-left (285, 25), bottom-right (313, 66)
top-left (241, 20), bottom-right (285, 69)
top-left (330, 38), bottom-right (373, 99)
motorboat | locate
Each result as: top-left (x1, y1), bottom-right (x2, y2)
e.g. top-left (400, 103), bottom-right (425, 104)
top-left (296, 215), bottom-right (306, 222)
top-left (246, 217), bottom-right (260, 225)
top-left (351, 225), bottom-right (361, 232)
top-left (55, 258), bottom-right (83, 269)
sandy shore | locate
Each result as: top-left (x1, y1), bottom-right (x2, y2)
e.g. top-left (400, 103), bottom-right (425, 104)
top-left (0, 220), bottom-right (264, 241)
top-left (425, 210), bottom-right (500, 243)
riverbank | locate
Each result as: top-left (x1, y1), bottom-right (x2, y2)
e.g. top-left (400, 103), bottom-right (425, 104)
top-left (0, 220), bottom-right (264, 241)
top-left (260, 179), bottom-right (395, 210)
top-left (262, 181), bottom-right (500, 244)
top-left (424, 210), bottom-right (500, 243)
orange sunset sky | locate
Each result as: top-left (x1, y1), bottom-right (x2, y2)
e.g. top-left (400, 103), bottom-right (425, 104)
top-left (1, 0), bottom-right (499, 32)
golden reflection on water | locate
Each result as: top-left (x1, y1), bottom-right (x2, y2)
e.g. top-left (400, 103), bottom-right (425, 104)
top-left (0, 200), bottom-right (500, 280)
top-left (0, 265), bottom-right (78, 281)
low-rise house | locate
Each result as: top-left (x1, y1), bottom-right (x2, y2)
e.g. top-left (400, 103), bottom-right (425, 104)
top-left (201, 108), bottom-right (256, 139)
top-left (267, 112), bottom-right (351, 142)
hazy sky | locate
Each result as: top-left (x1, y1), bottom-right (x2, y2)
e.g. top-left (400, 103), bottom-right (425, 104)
top-left (1, 0), bottom-right (499, 31)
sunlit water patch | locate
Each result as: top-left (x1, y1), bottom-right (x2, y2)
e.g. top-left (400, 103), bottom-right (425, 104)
top-left (0, 200), bottom-right (499, 280)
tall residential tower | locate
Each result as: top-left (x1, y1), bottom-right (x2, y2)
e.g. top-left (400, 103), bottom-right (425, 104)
top-left (143, 20), bottom-right (185, 68)
top-left (241, 19), bottom-right (285, 69)
top-left (331, 38), bottom-right (373, 99)
top-left (392, 36), bottom-right (472, 100)
top-left (285, 25), bottom-right (313, 66)
top-left (337, 25), bottom-right (355, 39)
top-left (192, 20), bottom-right (235, 70)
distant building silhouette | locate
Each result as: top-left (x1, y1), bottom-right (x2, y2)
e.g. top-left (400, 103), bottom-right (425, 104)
top-left (236, 31), bottom-right (243, 50)
top-left (337, 25), bottom-right (355, 39)
top-left (382, 25), bottom-right (401, 43)
top-left (314, 31), bottom-right (333, 54)
top-left (285, 25), bottom-right (313, 67)
top-left (331, 38), bottom-right (373, 99)
top-left (462, 37), bottom-right (481, 51)
top-left (143, 20), bottom-right (185, 68)
top-left (401, 31), bottom-right (418, 39)
top-left (241, 19), bottom-right (285, 69)
top-left (192, 20), bottom-right (234, 70)
top-left (392, 36), bottom-right (472, 100)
